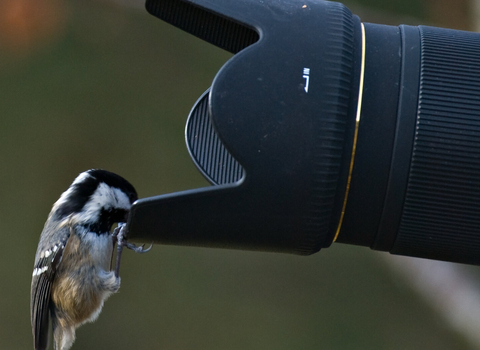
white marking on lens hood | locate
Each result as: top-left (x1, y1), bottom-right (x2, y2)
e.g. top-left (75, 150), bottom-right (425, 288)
top-left (303, 67), bottom-right (310, 93)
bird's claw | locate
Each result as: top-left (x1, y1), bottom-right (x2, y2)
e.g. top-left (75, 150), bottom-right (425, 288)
top-left (111, 226), bottom-right (121, 244)
top-left (113, 223), bottom-right (152, 278)
top-left (125, 242), bottom-right (153, 254)
top-left (114, 223), bottom-right (152, 253)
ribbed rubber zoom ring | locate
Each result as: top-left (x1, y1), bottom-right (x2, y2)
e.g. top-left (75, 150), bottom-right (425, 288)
top-left (392, 26), bottom-right (480, 264)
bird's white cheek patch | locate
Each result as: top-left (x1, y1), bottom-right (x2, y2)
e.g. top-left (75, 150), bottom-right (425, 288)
top-left (75, 183), bottom-right (132, 225)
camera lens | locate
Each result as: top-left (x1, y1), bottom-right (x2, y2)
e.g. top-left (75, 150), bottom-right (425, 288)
top-left (129, 0), bottom-right (480, 265)
top-left (338, 23), bottom-right (480, 265)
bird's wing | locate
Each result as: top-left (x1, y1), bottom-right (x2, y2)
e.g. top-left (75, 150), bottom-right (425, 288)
top-left (30, 226), bottom-right (70, 350)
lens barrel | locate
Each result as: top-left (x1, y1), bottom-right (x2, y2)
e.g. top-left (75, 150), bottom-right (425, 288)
top-left (342, 24), bottom-right (480, 265)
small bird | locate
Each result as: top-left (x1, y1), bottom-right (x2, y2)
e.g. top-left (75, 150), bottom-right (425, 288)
top-left (30, 169), bottom-right (145, 350)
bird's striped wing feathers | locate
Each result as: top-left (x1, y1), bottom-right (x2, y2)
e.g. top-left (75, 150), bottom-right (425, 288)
top-left (31, 230), bottom-right (69, 350)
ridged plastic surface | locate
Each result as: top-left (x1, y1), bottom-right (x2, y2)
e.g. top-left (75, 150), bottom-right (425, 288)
top-left (392, 26), bottom-right (480, 264)
top-left (186, 91), bottom-right (244, 185)
top-left (300, 3), bottom-right (355, 252)
top-left (146, 0), bottom-right (259, 53)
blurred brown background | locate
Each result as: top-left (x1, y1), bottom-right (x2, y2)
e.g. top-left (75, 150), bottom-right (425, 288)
top-left (1, 0), bottom-right (479, 349)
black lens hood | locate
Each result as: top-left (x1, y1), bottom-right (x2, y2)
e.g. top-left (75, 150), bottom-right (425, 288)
top-left (127, 0), bottom-right (363, 254)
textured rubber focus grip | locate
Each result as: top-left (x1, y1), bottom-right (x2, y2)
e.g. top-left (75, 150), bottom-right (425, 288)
top-left (392, 26), bottom-right (480, 264)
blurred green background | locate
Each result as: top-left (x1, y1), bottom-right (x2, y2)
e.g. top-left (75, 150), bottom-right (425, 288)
top-left (0, 0), bottom-right (478, 349)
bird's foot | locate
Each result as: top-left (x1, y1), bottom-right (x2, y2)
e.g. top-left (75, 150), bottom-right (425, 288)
top-left (113, 223), bottom-right (152, 277)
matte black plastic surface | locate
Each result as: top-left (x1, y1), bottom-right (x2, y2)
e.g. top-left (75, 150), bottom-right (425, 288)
top-left (373, 25), bottom-right (420, 251)
top-left (128, 0), bottom-right (362, 255)
top-left (336, 23), bottom-right (402, 247)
